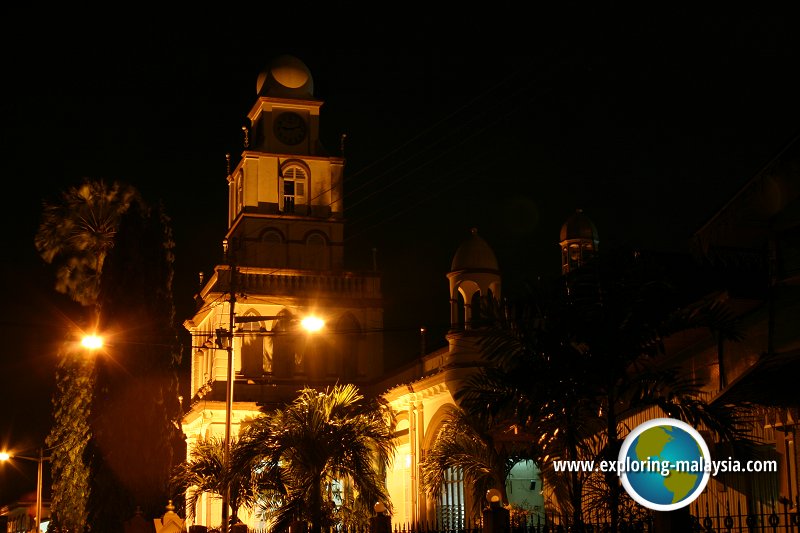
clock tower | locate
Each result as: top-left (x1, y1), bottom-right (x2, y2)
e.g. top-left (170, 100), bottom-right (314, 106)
top-left (182, 55), bottom-right (383, 526)
top-left (227, 54), bottom-right (345, 268)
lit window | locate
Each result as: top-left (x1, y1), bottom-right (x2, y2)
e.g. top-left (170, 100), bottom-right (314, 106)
top-left (282, 166), bottom-right (307, 213)
top-left (569, 243), bottom-right (581, 262)
top-left (437, 467), bottom-right (464, 530)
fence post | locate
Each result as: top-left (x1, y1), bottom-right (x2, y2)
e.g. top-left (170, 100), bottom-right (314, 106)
top-left (371, 503), bottom-right (391, 533)
top-left (651, 508), bottom-right (691, 533)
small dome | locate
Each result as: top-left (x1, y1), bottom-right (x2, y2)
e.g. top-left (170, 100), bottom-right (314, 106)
top-left (256, 55), bottom-right (314, 98)
top-left (451, 228), bottom-right (499, 271)
top-left (560, 209), bottom-right (599, 242)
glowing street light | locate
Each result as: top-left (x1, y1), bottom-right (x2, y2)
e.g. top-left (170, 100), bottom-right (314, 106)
top-left (300, 315), bottom-right (325, 333)
top-left (1, 448), bottom-right (51, 532)
top-left (81, 334), bottom-right (104, 350)
top-left (216, 311), bottom-right (324, 529)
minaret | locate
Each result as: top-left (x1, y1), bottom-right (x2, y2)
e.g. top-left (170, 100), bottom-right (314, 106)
top-left (559, 208), bottom-right (599, 274)
top-left (445, 228), bottom-right (501, 364)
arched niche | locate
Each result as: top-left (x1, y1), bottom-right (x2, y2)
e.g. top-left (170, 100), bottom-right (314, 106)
top-left (238, 309), bottom-right (267, 378)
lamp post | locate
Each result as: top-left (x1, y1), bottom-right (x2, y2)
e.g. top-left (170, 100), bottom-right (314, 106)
top-left (215, 236), bottom-right (326, 530)
top-left (0, 334), bottom-right (101, 532)
top-left (215, 311), bottom-right (325, 530)
top-left (0, 448), bottom-right (51, 532)
top-left (218, 237), bottom-right (236, 533)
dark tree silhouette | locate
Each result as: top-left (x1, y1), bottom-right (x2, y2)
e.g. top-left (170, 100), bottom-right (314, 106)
top-left (36, 180), bottom-right (137, 531)
top-left (459, 250), bottom-right (754, 532)
top-left (35, 179), bottom-right (183, 532)
top-left (87, 198), bottom-right (184, 531)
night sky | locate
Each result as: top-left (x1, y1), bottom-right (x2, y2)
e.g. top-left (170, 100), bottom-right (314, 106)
top-left (1, 7), bottom-right (799, 505)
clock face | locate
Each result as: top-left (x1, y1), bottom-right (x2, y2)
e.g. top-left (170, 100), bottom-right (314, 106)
top-left (274, 112), bottom-right (307, 145)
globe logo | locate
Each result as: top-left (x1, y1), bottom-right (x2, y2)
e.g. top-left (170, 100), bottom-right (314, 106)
top-left (619, 418), bottom-right (711, 511)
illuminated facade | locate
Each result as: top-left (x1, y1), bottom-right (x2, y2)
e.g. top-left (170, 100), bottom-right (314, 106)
top-left (180, 55), bottom-right (541, 529)
top-left (181, 55), bottom-right (800, 530)
top-left (181, 55), bottom-right (383, 527)
top-left (0, 495), bottom-right (49, 533)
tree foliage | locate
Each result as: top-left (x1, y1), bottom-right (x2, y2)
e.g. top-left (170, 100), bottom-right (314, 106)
top-left (456, 250), bottom-right (755, 531)
top-left (35, 179), bottom-right (183, 531)
top-left (420, 406), bottom-right (530, 520)
top-left (35, 180), bottom-right (138, 307)
top-left (87, 196), bottom-right (184, 531)
top-left (235, 384), bottom-right (396, 533)
top-left (45, 343), bottom-right (94, 530)
top-left (170, 436), bottom-right (259, 524)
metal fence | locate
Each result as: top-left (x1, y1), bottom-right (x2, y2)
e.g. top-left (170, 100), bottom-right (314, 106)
top-left (230, 507), bottom-right (800, 533)
top-left (690, 500), bottom-right (800, 532)
top-left (389, 516), bottom-right (653, 533)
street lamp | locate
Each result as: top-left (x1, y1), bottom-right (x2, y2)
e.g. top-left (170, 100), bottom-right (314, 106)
top-left (80, 334), bottom-right (103, 350)
top-left (0, 448), bottom-right (51, 532)
top-left (215, 310), bottom-right (325, 531)
top-left (0, 335), bottom-right (100, 532)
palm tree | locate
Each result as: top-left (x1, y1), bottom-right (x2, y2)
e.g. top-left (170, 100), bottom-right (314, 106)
top-left (458, 287), bottom-right (606, 527)
top-left (459, 251), bottom-right (754, 532)
top-left (171, 436), bottom-right (260, 525)
top-left (35, 179), bottom-right (138, 307)
top-left (35, 179), bottom-right (138, 532)
top-left (36, 179), bottom-right (183, 531)
top-left (235, 384), bottom-right (396, 533)
top-left (420, 406), bottom-right (531, 521)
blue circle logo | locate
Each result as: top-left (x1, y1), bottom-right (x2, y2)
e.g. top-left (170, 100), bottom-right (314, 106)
top-left (618, 418), bottom-right (711, 511)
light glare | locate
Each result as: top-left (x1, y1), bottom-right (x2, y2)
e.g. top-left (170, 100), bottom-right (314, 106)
top-left (81, 335), bottom-right (103, 350)
top-left (301, 316), bottom-right (324, 332)
top-left (0, 452), bottom-right (10, 461)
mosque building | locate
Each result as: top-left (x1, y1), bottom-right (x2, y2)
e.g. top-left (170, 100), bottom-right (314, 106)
top-left (180, 55), bottom-right (799, 530)
top-left (180, 54), bottom-right (548, 529)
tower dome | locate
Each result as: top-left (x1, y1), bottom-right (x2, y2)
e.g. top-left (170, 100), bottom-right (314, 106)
top-left (256, 55), bottom-right (314, 99)
top-left (451, 228), bottom-right (499, 272)
top-left (446, 228), bottom-right (502, 362)
top-left (560, 208), bottom-right (599, 242)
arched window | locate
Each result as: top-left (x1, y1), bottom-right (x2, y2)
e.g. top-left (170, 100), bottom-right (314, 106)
top-left (239, 312), bottom-right (265, 378)
top-left (236, 170), bottom-right (244, 212)
top-left (193, 350), bottom-right (205, 396)
top-left (569, 243), bottom-right (581, 262)
top-left (272, 310), bottom-right (297, 378)
top-left (303, 232), bottom-right (328, 270)
top-left (470, 291), bottom-right (483, 328)
top-left (437, 467), bottom-right (465, 530)
top-left (453, 292), bottom-right (466, 330)
top-left (262, 229), bottom-right (286, 268)
top-left (281, 166), bottom-right (307, 213)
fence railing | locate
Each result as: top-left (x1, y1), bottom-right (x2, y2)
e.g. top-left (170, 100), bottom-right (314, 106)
top-left (690, 512), bottom-right (800, 532)
top-left (211, 506), bottom-right (800, 533)
top-left (390, 517), bottom-right (653, 533)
